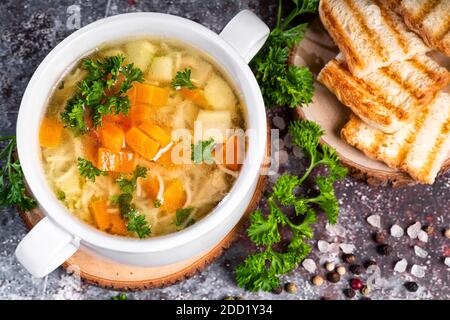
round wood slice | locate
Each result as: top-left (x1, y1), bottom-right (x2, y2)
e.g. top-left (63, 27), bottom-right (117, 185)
top-left (18, 124), bottom-right (271, 291)
top-left (291, 18), bottom-right (450, 187)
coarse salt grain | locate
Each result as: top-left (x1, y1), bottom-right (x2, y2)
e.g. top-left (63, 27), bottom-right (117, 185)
top-left (367, 215), bottom-right (381, 228)
top-left (317, 240), bottom-right (330, 253)
top-left (390, 224), bottom-right (404, 238)
top-left (394, 258), bottom-right (407, 273)
top-left (445, 257), bottom-right (450, 267)
top-left (302, 258), bottom-right (317, 273)
top-left (417, 230), bottom-right (428, 243)
top-left (325, 223), bottom-right (346, 237)
top-left (414, 245), bottom-right (428, 258)
top-left (339, 243), bottom-right (355, 254)
top-left (411, 264), bottom-right (426, 278)
top-left (407, 222), bottom-right (421, 239)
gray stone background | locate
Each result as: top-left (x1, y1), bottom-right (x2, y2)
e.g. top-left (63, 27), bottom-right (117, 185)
top-left (0, 0), bottom-right (448, 300)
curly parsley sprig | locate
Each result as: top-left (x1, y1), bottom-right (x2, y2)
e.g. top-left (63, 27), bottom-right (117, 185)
top-left (171, 68), bottom-right (197, 90)
top-left (0, 136), bottom-right (37, 211)
top-left (251, 0), bottom-right (318, 108)
top-left (235, 120), bottom-right (346, 292)
top-left (61, 55), bottom-right (143, 134)
top-left (77, 158), bottom-right (107, 182)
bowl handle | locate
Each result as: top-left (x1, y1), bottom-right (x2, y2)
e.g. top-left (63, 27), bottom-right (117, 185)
top-left (219, 10), bottom-right (270, 63)
top-left (15, 217), bottom-right (79, 278)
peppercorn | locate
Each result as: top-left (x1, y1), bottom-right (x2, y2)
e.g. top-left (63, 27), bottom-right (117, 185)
top-left (325, 261), bottom-right (335, 271)
top-left (235, 296), bottom-right (245, 300)
top-left (349, 264), bottom-right (364, 275)
top-left (361, 286), bottom-right (371, 296)
top-left (336, 265), bottom-right (346, 275)
top-left (444, 229), bottom-right (450, 239)
top-left (350, 278), bottom-right (363, 290)
top-left (404, 281), bottom-right (419, 292)
top-left (377, 244), bottom-right (393, 256)
top-left (223, 296), bottom-right (235, 300)
top-left (326, 271), bottom-right (341, 283)
top-left (312, 275), bottom-right (324, 286)
top-left (343, 288), bottom-right (356, 298)
top-left (285, 282), bottom-right (297, 294)
top-left (360, 297), bottom-right (371, 300)
top-left (271, 286), bottom-right (283, 294)
top-left (422, 225), bottom-right (434, 235)
top-left (364, 259), bottom-right (377, 269)
top-left (373, 232), bottom-right (386, 244)
top-left (342, 253), bottom-right (356, 264)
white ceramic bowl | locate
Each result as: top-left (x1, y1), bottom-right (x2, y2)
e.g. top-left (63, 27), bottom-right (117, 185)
top-left (15, 11), bottom-right (269, 277)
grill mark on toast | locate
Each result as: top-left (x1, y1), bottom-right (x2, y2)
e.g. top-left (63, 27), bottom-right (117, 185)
top-left (320, 0), bottom-right (365, 70)
top-left (434, 16), bottom-right (450, 41)
top-left (395, 105), bottom-right (431, 165)
top-left (368, 131), bottom-right (385, 155)
top-left (408, 56), bottom-right (444, 83)
top-left (418, 111), bottom-right (450, 180)
top-left (409, 0), bottom-right (441, 26)
top-left (343, 0), bottom-right (388, 62)
top-left (374, 0), bottom-right (410, 53)
top-left (379, 67), bottom-right (422, 101)
top-left (334, 60), bottom-right (406, 121)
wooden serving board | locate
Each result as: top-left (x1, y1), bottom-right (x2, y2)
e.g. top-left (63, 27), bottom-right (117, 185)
top-left (18, 125), bottom-right (271, 291)
top-left (291, 18), bottom-right (450, 187)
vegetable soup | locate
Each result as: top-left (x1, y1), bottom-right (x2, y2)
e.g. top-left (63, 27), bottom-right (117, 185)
top-left (39, 39), bottom-right (246, 238)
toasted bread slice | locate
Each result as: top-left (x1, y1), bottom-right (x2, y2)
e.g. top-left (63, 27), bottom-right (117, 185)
top-left (318, 53), bottom-right (450, 133)
top-left (394, 0), bottom-right (450, 56)
top-left (341, 93), bottom-right (450, 184)
top-left (319, 0), bottom-right (430, 77)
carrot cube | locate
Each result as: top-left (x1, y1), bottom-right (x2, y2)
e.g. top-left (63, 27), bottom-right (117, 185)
top-left (142, 175), bottom-right (160, 200)
top-left (39, 117), bottom-right (63, 148)
top-left (99, 122), bottom-right (125, 153)
top-left (180, 88), bottom-right (209, 108)
top-left (109, 214), bottom-right (128, 236)
top-left (135, 83), bottom-right (169, 107)
top-left (129, 103), bottom-right (152, 126)
top-left (125, 127), bottom-right (160, 160)
top-left (98, 147), bottom-right (135, 173)
top-left (138, 120), bottom-right (171, 147)
top-left (89, 199), bottom-right (111, 231)
top-left (127, 85), bottom-right (137, 106)
top-left (162, 179), bottom-right (186, 212)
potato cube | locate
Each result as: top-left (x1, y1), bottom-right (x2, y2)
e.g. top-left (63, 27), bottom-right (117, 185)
top-left (148, 56), bottom-right (173, 82)
top-left (196, 110), bottom-right (231, 143)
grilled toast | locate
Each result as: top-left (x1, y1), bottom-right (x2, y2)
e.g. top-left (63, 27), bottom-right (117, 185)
top-left (341, 93), bottom-right (450, 184)
top-left (319, 0), bottom-right (430, 77)
top-left (318, 53), bottom-right (450, 133)
top-left (382, 0), bottom-right (450, 56)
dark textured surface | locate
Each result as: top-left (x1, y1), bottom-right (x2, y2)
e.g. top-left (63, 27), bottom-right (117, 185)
top-left (0, 0), bottom-right (449, 300)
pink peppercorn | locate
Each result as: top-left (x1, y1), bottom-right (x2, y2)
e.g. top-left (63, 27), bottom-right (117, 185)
top-left (350, 278), bottom-right (363, 290)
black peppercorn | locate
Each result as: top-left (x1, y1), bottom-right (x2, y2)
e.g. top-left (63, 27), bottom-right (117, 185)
top-left (377, 244), bottom-right (393, 256)
top-left (423, 225), bottom-right (434, 235)
top-left (343, 288), bottom-right (356, 298)
top-left (404, 281), bottom-right (419, 292)
top-left (364, 259), bottom-right (377, 269)
top-left (326, 271), bottom-right (341, 283)
top-left (360, 297), bottom-right (371, 300)
top-left (342, 253), bottom-right (356, 264)
top-left (271, 286), bottom-right (283, 294)
top-left (349, 264), bottom-right (364, 275)
top-left (373, 232), bottom-right (386, 244)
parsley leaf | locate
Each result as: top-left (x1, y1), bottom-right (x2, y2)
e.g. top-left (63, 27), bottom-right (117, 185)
top-left (61, 55), bottom-right (143, 133)
top-left (111, 293), bottom-right (128, 300)
top-left (250, 0), bottom-right (318, 108)
top-left (175, 207), bottom-right (194, 227)
top-left (77, 158), bottom-right (107, 182)
top-left (112, 166), bottom-right (151, 238)
top-left (126, 208), bottom-right (151, 239)
top-left (153, 199), bottom-right (161, 208)
top-left (235, 119), bottom-right (346, 292)
top-left (0, 136), bottom-right (37, 211)
top-left (171, 68), bottom-right (197, 90)
top-left (116, 166), bottom-right (147, 194)
top-left (191, 138), bottom-right (216, 164)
